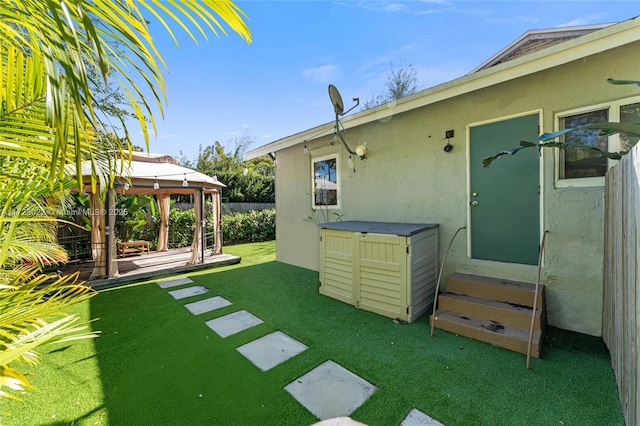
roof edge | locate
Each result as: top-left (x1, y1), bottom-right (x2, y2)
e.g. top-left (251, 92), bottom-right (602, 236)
top-left (470, 22), bottom-right (614, 73)
top-left (247, 17), bottom-right (639, 160)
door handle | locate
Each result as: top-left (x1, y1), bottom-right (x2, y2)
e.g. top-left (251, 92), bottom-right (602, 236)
top-left (471, 201), bottom-right (479, 206)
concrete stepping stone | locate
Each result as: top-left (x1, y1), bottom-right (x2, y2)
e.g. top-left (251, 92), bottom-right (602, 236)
top-left (157, 277), bottom-right (193, 288)
top-left (205, 310), bottom-right (263, 338)
top-left (400, 408), bottom-right (445, 426)
top-left (168, 285), bottom-right (209, 300)
top-left (184, 296), bottom-right (232, 315)
top-left (284, 360), bottom-right (377, 420)
top-left (237, 331), bottom-right (308, 372)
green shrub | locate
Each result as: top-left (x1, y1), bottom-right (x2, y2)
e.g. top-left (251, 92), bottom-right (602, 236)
top-left (216, 170), bottom-right (274, 203)
top-left (221, 209), bottom-right (275, 245)
top-left (168, 208), bottom-right (197, 248)
top-left (153, 208), bottom-right (276, 248)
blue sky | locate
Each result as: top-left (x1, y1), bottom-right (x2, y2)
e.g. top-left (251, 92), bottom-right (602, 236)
top-left (126, 1), bottom-right (639, 161)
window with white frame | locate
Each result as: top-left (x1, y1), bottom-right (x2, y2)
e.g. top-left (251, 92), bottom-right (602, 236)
top-left (312, 155), bottom-right (339, 207)
top-left (620, 102), bottom-right (640, 152)
top-left (558, 108), bottom-right (609, 179)
top-left (557, 97), bottom-right (640, 185)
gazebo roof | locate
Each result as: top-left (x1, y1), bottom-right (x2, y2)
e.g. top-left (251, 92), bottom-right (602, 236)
top-left (78, 151), bottom-right (224, 195)
top-left (76, 151), bottom-right (226, 280)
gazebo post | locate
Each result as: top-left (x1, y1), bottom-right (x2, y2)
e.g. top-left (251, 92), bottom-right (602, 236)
top-left (211, 189), bottom-right (222, 255)
top-left (105, 189), bottom-right (111, 277)
top-left (188, 188), bottom-right (203, 265)
top-left (200, 188), bottom-right (205, 264)
top-left (156, 194), bottom-right (170, 252)
top-left (216, 188), bottom-right (222, 254)
top-left (89, 191), bottom-right (106, 279)
top-left (106, 188), bottom-right (119, 278)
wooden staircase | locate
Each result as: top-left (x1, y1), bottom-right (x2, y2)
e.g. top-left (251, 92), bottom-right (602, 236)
top-left (430, 273), bottom-right (547, 358)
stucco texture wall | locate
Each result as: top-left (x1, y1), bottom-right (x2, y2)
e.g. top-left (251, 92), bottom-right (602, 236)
top-left (274, 41), bottom-right (640, 336)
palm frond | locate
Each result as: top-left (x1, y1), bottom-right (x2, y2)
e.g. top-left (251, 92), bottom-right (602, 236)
top-left (0, 0), bottom-right (251, 184)
top-left (0, 269), bottom-right (97, 399)
top-left (0, 0), bottom-right (251, 402)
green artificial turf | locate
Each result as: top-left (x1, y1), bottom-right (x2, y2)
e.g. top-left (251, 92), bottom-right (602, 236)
top-left (1, 241), bottom-right (624, 425)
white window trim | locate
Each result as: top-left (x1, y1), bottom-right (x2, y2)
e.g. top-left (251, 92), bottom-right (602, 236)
top-left (311, 153), bottom-right (340, 209)
top-left (555, 95), bottom-right (640, 188)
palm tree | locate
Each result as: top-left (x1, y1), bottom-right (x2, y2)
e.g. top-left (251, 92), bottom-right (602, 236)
top-left (0, 0), bottom-right (251, 400)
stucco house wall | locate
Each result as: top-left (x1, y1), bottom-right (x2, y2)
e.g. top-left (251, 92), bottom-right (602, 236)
top-left (260, 20), bottom-right (640, 337)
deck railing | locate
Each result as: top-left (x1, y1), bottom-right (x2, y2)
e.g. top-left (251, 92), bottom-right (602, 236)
top-left (58, 233), bottom-right (92, 261)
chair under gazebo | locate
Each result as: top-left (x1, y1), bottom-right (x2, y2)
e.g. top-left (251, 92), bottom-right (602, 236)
top-left (77, 151), bottom-right (229, 279)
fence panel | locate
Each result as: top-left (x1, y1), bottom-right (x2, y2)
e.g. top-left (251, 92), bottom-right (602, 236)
top-left (223, 202), bottom-right (275, 213)
top-left (603, 143), bottom-right (639, 426)
top-left (171, 202), bottom-right (274, 213)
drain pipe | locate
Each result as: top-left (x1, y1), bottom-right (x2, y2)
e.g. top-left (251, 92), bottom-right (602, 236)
top-left (527, 230), bottom-right (549, 369)
top-left (430, 226), bottom-right (466, 337)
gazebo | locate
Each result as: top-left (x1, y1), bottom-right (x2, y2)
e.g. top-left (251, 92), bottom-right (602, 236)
top-left (78, 151), bottom-right (224, 279)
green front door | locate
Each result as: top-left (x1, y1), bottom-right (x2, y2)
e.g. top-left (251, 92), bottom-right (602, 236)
top-left (469, 114), bottom-right (540, 265)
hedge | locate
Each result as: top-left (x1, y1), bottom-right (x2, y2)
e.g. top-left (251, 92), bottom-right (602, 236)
top-left (155, 208), bottom-right (276, 247)
top-left (221, 209), bottom-right (276, 245)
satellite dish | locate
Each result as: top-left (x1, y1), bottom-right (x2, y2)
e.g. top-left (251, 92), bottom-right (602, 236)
top-left (328, 84), bottom-right (344, 115)
top-left (327, 85), bottom-right (365, 159)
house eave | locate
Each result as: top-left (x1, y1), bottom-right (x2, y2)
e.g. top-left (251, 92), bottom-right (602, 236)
top-left (246, 16), bottom-right (640, 160)
top-left (469, 23), bottom-right (615, 73)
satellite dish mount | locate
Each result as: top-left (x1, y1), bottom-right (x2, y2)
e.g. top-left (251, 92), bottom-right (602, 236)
top-left (328, 84), bottom-right (366, 159)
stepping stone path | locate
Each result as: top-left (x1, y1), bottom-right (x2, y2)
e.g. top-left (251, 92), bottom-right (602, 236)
top-left (184, 296), bottom-right (232, 315)
top-left (168, 285), bottom-right (209, 300)
top-left (284, 360), bottom-right (377, 420)
top-left (400, 409), bottom-right (445, 426)
top-left (237, 331), bottom-right (308, 372)
top-left (157, 277), bottom-right (194, 288)
top-left (205, 310), bottom-right (263, 338)
top-left (156, 277), bottom-right (445, 425)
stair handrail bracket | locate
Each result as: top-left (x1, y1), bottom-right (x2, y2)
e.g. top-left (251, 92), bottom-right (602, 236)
top-left (527, 229), bottom-right (549, 369)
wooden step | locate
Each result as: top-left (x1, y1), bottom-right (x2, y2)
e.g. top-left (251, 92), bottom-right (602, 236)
top-left (430, 310), bottom-right (543, 358)
top-left (438, 292), bottom-right (545, 331)
top-left (446, 273), bottom-right (544, 307)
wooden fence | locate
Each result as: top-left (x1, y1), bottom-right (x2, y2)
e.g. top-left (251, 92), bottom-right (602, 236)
top-left (603, 142), bottom-right (639, 426)
top-left (172, 202), bottom-right (274, 213)
top-left (223, 202), bottom-right (275, 213)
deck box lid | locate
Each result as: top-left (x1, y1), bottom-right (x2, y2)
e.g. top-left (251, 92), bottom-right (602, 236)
top-left (318, 221), bottom-right (438, 236)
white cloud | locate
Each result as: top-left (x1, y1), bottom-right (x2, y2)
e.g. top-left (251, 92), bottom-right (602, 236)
top-left (556, 14), bottom-right (610, 27)
top-left (302, 64), bottom-right (342, 83)
top-left (338, 0), bottom-right (444, 15)
top-left (414, 63), bottom-right (470, 89)
top-left (383, 3), bottom-right (410, 13)
top-left (355, 44), bottom-right (418, 77)
top-left (157, 131), bottom-right (178, 140)
top-left (512, 15), bottom-right (541, 24)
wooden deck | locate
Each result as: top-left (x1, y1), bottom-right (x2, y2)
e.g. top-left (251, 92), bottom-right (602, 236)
top-left (61, 247), bottom-right (241, 290)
